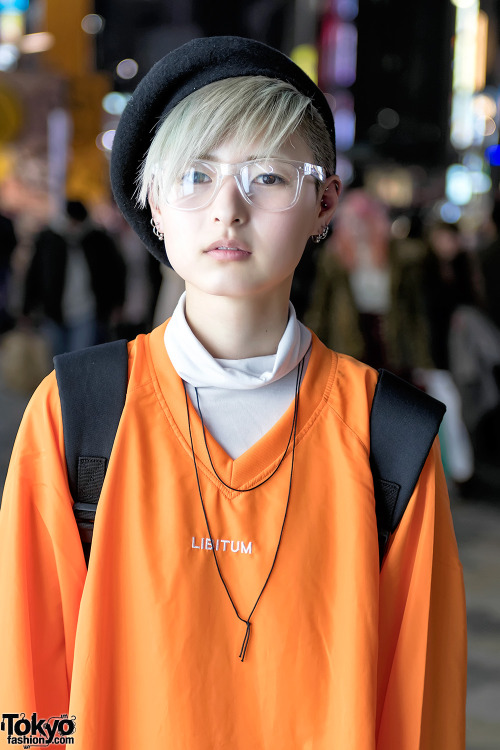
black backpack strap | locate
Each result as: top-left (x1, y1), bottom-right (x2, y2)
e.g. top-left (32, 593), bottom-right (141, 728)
top-left (370, 369), bottom-right (446, 568)
top-left (54, 339), bottom-right (128, 565)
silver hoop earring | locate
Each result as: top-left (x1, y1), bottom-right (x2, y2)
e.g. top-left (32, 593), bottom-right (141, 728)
top-left (150, 217), bottom-right (164, 241)
top-left (312, 225), bottom-right (329, 244)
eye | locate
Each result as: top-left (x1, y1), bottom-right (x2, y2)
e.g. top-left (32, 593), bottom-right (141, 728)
top-left (180, 168), bottom-right (212, 186)
top-left (253, 172), bottom-right (285, 186)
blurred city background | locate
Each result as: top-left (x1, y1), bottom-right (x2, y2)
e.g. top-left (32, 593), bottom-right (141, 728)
top-left (0, 1), bottom-right (499, 747)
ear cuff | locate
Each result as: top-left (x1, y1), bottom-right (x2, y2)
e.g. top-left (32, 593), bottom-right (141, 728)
top-left (151, 217), bottom-right (164, 241)
top-left (311, 225), bottom-right (329, 243)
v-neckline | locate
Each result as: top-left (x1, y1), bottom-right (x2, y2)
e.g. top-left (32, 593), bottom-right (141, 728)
top-left (146, 322), bottom-right (337, 494)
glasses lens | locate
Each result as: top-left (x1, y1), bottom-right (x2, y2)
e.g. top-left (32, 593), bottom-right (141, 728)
top-left (167, 161), bottom-right (218, 209)
top-left (242, 160), bottom-right (299, 210)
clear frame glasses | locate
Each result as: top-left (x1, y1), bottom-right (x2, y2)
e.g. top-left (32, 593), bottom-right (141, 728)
top-left (162, 158), bottom-right (327, 212)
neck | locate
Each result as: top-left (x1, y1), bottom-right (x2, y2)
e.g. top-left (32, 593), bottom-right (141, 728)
top-left (184, 286), bottom-right (291, 359)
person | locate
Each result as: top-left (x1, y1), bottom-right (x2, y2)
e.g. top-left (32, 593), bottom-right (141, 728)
top-left (417, 221), bottom-right (478, 490)
top-left (0, 37), bottom-right (466, 749)
top-left (306, 188), bottom-right (392, 370)
top-left (421, 221), bottom-right (477, 373)
top-left (478, 196), bottom-right (500, 330)
top-left (23, 200), bottom-right (126, 356)
top-left (0, 210), bottom-right (17, 334)
top-left (306, 196), bottom-right (433, 379)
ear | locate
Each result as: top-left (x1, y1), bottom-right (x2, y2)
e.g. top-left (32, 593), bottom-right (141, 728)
top-left (149, 202), bottom-right (164, 233)
top-left (315, 174), bottom-right (342, 232)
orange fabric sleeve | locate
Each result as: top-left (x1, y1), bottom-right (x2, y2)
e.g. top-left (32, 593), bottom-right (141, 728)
top-left (0, 373), bottom-right (86, 732)
top-left (376, 439), bottom-right (467, 750)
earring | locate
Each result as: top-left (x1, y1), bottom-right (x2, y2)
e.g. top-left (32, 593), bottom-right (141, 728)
top-left (150, 217), bottom-right (164, 241)
top-left (312, 225), bottom-right (329, 244)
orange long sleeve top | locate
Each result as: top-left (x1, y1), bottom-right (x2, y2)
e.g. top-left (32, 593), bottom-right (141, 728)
top-left (0, 323), bottom-right (467, 749)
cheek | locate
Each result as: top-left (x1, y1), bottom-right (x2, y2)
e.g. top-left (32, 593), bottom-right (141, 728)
top-left (160, 210), bottom-right (186, 238)
top-left (161, 231), bottom-right (192, 277)
top-left (279, 207), bottom-right (317, 246)
top-left (161, 213), bottom-right (198, 256)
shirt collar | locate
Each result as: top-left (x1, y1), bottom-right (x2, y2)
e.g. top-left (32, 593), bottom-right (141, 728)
top-left (164, 292), bottom-right (312, 390)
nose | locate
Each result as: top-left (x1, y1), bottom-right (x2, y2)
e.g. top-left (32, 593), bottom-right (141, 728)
top-left (210, 174), bottom-right (249, 226)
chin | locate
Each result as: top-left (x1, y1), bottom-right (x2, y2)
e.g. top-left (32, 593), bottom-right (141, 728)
top-left (188, 272), bottom-right (258, 298)
top-left (205, 284), bottom-right (259, 298)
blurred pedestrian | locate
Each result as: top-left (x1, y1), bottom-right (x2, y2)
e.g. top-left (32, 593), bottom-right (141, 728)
top-left (23, 200), bottom-right (126, 356)
top-left (306, 191), bottom-right (430, 376)
top-left (417, 221), bottom-right (479, 489)
top-left (421, 221), bottom-right (477, 371)
top-left (479, 197), bottom-right (500, 330)
top-left (445, 203), bottom-right (500, 492)
top-left (0, 210), bottom-right (17, 334)
top-left (112, 213), bottom-right (163, 339)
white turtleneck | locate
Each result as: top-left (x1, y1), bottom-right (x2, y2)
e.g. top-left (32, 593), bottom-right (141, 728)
top-left (164, 293), bottom-right (311, 458)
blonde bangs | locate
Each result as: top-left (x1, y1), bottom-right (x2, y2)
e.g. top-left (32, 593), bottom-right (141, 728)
top-left (136, 76), bottom-right (334, 209)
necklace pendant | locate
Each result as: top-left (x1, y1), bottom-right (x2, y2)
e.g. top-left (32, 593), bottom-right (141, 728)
top-left (239, 620), bottom-right (251, 662)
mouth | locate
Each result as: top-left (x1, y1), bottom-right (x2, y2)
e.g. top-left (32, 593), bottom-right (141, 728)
top-left (205, 239), bottom-right (251, 260)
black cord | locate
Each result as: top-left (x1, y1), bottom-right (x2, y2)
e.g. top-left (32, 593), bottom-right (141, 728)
top-left (183, 352), bottom-right (306, 661)
top-left (193, 352), bottom-right (307, 492)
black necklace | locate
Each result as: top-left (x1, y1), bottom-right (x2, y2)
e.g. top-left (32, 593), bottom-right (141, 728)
top-left (183, 352), bottom-right (307, 661)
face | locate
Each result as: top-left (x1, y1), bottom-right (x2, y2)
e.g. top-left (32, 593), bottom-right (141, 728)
top-left (150, 134), bottom-right (340, 304)
top-left (430, 227), bottom-right (460, 260)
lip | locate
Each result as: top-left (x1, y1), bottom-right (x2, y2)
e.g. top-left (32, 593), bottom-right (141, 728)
top-left (204, 239), bottom-right (252, 260)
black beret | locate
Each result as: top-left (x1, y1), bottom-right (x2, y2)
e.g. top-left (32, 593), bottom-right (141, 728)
top-left (110, 35), bottom-right (336, 265)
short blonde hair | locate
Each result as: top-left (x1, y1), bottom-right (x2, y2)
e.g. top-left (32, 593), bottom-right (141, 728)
top-left (136, 76), bottom-right (335, 209)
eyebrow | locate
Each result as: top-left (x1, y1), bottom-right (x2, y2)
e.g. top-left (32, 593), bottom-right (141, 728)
top-left (199, 153), bottom-right (271, 162)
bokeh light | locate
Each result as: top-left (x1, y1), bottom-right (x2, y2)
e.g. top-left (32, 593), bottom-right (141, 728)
top-left (446, 164), bottom-right (473, 205)
top-left (485, 144), bottom-right (500, 166)
top-left (482, 117), bottom-right (497, 137)
top-left (391, 215), bottom-right (411, 239)
top-left (0, 0), bottom-right (29, 10)
top-left (116, 58), bottom-right (139, 80)
top-left (337, 0), bottom-right (359, 22)
top-left (451, 0), bottom-right (477, 8)
top-left (96, 130), bottom-right (116, 152)
top-left (0, 44), bottom-right (19, 71)
top-left (335, 155), bottom-right (354, 186)
top-left (18, 32), bottom-right (54, 54)
top-left (81, 14), bottom-right (105, 35)
top-left (377, 108), bottom-right (400, 130)
top-left (439, 202), bottom-right (462, 223)
top-left (470, 171), bottom-right (491, 193)
top-left (474, 93), bottom-right (497, 119)
top-left (102, 92), bottom-right (130, 116)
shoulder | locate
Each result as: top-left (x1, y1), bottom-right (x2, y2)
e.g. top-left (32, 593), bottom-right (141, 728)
top-left (21, 370), bottom-right (64, 434)
top-left (311, 334), bottom-right (378, 452)
top-left (83, 227), bottom-right (117, 248)
top-left (35, 228), bottom-right (65, 249)
top-left (5, 370), bottom-right (67, 489)
top-left (124, 325), bottom-right (169, 396)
